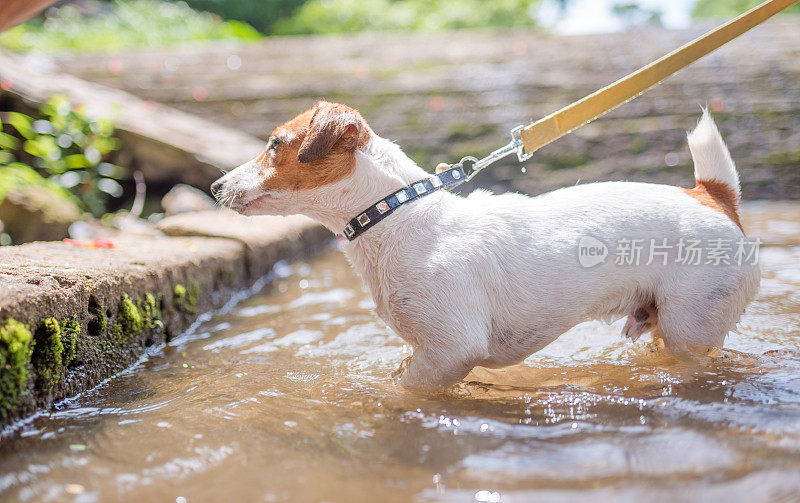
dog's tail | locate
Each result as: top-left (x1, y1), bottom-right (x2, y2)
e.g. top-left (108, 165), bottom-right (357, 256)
top-left (687, 109), bottom-right (740, 200)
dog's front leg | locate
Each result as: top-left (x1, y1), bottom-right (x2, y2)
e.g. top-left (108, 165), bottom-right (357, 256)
top-left (398, 339), bottom-right (485, 392)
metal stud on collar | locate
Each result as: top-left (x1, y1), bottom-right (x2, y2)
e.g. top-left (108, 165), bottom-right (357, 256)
top-left (341, 164), bottom-right (467, 241)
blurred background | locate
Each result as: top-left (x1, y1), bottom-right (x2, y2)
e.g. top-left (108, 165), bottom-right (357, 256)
top-left (0, 0), bottom-right (798, 245)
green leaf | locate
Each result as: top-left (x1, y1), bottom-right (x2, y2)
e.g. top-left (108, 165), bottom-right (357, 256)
top-left (5, 112), bottom-right (35, 139)
top-left (0, 131), bottom-right (19, 150)
top-left (65, 154), bottom-right (91, 169)
top-left (22, 136), bottom-right (49, 157)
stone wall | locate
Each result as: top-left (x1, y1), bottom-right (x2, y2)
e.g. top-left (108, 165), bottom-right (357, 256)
top-left (50, 18), bottom-right (800, 199)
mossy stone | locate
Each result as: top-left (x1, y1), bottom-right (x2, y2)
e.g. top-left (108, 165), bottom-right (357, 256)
top-left (88, 305), bottom-right (107, 336)
top-left (118, 294), bottom-right (143, 340)
top-left (0, 319), bottom-right (33, 418)
top-left (32, 317), bottom-right (63, 393)
top-left (139, 293), bottom-right (163, 329)
top-left (173, 282), bottom-right (199, 314)
top-left (61, 316), bottom-right (80, 366)
top-left (109, 321), bottom-right (124, 344)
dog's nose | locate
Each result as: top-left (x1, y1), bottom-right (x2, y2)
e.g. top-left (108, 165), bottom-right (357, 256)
top-left (210, 179), bottom-right (223, 199)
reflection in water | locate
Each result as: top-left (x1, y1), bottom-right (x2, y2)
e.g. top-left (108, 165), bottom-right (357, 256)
top-left (2, 203), bottom-right (800, 502)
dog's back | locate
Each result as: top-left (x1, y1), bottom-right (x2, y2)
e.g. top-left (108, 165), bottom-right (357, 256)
top-left (380, 112), bottom-right (759, 370)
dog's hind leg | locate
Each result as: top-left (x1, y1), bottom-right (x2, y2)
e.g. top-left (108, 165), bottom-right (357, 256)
top-left (654, 272), bottom-right (756, 355)
top-left (656, 298), bottom-right (732, 355)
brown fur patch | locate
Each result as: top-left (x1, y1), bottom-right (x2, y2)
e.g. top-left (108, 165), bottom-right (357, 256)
top-left (255, 101), bottom-right (370, 191)
top-left (684, 179), bottom-right (743, 231)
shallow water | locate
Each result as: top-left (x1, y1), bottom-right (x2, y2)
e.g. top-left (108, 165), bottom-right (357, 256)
top-left (2, 204), bottom-right (800, 502)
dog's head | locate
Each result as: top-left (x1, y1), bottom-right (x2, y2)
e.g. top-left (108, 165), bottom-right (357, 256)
top-left (211, 101), bottom-right (369, 216)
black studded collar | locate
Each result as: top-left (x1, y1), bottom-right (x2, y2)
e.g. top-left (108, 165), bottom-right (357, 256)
top-left (341, 165), bottom-right (467, 241)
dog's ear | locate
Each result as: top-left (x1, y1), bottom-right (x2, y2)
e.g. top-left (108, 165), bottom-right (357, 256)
top-left (298, 101), bottom-right (364, 164)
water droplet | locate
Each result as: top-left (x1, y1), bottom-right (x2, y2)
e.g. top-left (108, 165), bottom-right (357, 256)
top-left (226, 54), bottom-right (242, 71)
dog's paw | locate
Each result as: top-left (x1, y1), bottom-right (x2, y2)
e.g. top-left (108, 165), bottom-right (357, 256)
top-left (646, 335), bottom-right (666, 353)
top-left (391, 355), bottom-right (413, 379)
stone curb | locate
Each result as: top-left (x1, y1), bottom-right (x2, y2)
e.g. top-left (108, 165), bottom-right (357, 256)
top-left (0, 50), bottom-right (265, 188)
top-left (0, 214), bottom-right (331, 427)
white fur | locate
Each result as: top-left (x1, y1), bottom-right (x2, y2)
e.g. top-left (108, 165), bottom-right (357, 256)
top-left (213, 114), bottom-right (760, 391)
top-left (688, 109), bottom-right (740, 195)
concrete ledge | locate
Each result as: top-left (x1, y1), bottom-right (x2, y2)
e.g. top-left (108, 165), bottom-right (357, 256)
top-left (0, 214), bottom-right (331, 426)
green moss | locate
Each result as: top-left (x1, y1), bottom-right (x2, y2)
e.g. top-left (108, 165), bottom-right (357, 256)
top-left (138, 293), bottom-right (163, 330)
top-left (630, 138), bottom-right (647, 155)
top-left (87, 305), bottom-right (107, 336)
top-left (404, 111), bottom-right (423, 130)
top-left (547, 152), bottom-right (591, 170)
top-left (60, 316), bottom-right (80, 366)
top-left (118, 294), bottom-right (143, 340)
top-left (187, 282), bottom-right (200, 310)
top-left (109, 321), bottom-right (124, 344)
top-left (173, 282), bottom-right (199, 314)
top-left (0, 319), bottom-right (33, 418)
top-left (447, 122), bottom-right (470, 141)
top-left (765, 150), bottom-right (800, 169)
top-left (446, 122), bottom-right (497, 142)
top-left (32, 317), bottom-right (63, 393)
top-left (143, 293), bottom-right (160, 320)
top-left (405, 149), bottom-right (433, 172)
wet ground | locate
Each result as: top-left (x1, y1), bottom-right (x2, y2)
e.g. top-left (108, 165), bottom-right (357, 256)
top-left (2, 202), bottom-right (800, 503)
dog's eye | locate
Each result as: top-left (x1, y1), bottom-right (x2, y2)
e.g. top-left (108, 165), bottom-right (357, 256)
top-left (268, 136), bottom-right (281, 150)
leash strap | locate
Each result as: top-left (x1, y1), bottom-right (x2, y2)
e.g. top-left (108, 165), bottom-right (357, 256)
top-left (519, 0), bottom-right (799, 156)
top-left (342, 165), bottom-right (467, 241)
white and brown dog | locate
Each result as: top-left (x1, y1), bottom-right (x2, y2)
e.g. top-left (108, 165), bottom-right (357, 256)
top-left (212, 101), bottom-right (760, 390)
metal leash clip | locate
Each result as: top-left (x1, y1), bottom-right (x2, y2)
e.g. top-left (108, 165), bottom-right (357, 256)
top-left (456, 125), bottom-right (533, 182)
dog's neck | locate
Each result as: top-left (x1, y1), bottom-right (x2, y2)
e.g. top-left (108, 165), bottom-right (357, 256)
top-left (298, 133), bottom-right (452, 322)
top-left (297, 134), bottom-right (430, 235)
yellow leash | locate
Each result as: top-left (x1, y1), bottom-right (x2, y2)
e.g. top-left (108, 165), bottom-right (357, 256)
top-left (457, 0), bottom-right (799, 180)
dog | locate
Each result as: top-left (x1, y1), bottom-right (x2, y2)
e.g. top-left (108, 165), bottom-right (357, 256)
top-left (211, 101), bottom-right (761, 391)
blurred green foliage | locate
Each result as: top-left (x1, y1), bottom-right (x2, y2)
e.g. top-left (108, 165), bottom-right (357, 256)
top-left (2, 0), bottom-right (797, 50)
top-left (274, 0), bottom-right (540, 35)
top-left (0, 0), bottom-right (260, 52)
top-left (179, 0), bottom-right (309, 34)
top-left (1, 96), bottom-right (124, 215)
top-left (0, 164), bottom-right (75, 205)
top-left (611, 2), bottom-right (662, 28)
top-left (693, 0), bottom-right (800, 18)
